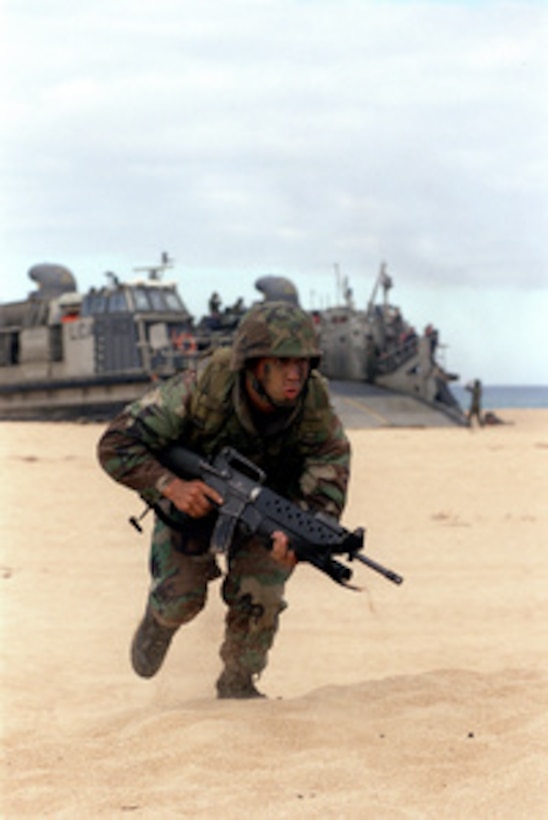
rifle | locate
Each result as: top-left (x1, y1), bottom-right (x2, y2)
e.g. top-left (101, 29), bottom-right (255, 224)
top-left (139, 445), bottom-right (403, 590)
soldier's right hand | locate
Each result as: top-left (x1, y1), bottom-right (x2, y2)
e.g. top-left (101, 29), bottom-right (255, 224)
top-left (162, 477), bottom-right (223, 518)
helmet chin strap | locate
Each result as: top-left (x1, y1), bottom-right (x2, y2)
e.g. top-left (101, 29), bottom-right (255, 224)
top-left (249, 371), bottom-right (284, 409)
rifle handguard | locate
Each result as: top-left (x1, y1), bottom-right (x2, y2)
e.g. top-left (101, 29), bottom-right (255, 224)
top-left (148, 444), bottom-right (403, 588)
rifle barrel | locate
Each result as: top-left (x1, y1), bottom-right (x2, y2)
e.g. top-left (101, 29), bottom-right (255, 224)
top-left (354, 553), bottom-right (404, 585)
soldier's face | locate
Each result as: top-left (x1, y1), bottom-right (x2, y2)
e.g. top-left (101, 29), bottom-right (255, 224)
top-left (255, 357), bottom-right (310, 406)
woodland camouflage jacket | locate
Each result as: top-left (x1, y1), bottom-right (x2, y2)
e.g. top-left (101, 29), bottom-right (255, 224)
top-left (97, 348), bottom-right (351, 518)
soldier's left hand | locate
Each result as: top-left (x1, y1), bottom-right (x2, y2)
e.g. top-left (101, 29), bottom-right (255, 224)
top-left (270, 530), bottom-right (297, 569)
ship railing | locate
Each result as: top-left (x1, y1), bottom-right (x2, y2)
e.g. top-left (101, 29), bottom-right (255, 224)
top-left (376, 337), bottom-right (419, 375)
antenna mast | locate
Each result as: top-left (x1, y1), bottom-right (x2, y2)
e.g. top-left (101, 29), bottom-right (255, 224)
top-left (133, 251), bottom-right (175, 281)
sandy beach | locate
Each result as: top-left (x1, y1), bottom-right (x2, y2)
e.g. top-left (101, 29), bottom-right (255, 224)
top-left (1, 410), bottom-right (547, 818)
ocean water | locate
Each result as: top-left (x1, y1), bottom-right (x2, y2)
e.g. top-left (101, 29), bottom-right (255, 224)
top-left (451, 384), bottom-right (548, 410)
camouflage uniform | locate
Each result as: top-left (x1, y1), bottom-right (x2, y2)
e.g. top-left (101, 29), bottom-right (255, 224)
top-left (466, 379), bottom-right (484, 427)
top-left (97, 301), bottom-right (350, 690)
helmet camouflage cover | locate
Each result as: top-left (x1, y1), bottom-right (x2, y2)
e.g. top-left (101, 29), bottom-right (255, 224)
top-left (230, 300), bottom-right (322, 370)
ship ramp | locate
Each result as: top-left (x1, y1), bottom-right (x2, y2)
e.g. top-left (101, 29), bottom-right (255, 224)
top-left (327, 380), bottom-right (466, 429)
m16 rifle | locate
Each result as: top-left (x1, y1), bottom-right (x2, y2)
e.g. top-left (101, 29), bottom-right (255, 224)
top-left (136, 445), bottom-right (403, 589)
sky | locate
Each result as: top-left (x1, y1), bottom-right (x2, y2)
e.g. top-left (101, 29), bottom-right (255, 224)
top-left (1, 0), bottom-right (547, 385)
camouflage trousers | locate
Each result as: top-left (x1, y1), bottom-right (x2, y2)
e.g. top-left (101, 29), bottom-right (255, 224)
top-left (147, 515), bottom-right (294, 677)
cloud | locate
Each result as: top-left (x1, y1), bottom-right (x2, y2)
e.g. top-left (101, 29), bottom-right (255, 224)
top-left (1, 1), bottom-right (547, 382)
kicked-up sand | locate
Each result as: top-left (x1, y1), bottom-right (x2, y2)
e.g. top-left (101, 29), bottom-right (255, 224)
top-left (1, 410), bottom-right (547, 818)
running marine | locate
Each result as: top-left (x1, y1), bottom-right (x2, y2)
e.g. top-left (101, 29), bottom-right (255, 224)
top-left (97, 300), bottom-right (351, 698)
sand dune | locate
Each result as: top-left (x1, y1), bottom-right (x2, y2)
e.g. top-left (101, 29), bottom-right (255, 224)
top-left (1, 411), bottom-right (547, 818)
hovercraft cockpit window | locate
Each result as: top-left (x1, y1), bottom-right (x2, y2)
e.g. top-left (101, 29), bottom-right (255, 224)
top-left (132, 287), bottom-right (151, 311)
top-left (107, 291), bottom-right (129, 313)
top-left (164, 290), bottom-right (184, 311)
top-left (148, 289), bottom-right (169, 311)
top-left (81, 292), bottom-right (107, 316)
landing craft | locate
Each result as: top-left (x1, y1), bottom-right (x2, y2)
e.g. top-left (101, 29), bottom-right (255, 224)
top-left (316, 263), bottom-right (464, 423)
top-left (0, 255), bottom-right (466, 425)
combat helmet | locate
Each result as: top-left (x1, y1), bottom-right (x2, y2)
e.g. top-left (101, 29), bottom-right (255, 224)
top-left (230, 301), bottom-right (322, 371)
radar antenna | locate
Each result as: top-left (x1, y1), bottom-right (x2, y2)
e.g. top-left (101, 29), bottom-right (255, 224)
top-left (133, 251), bottom-right (175, 281)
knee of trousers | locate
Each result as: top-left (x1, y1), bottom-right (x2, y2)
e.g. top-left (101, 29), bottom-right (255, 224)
top-left (149, 554), bottom-right (221, 624)
top-left (149, 517), bottom-right (220, 624)
top-left (222, 537), bottom-right (293, 619)
top-left (222, 574), bottom-right (288, 631)
top-left (150, 585), bottom-right (208, 625)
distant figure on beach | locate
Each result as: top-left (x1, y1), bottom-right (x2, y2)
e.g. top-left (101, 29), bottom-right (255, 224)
top-left (483, 410), bottom-right (510, 426)
top-left (466, 379), bottom-right (484, 427)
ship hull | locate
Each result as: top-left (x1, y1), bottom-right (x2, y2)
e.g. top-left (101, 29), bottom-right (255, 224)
top-left (0, 373), bottom-right (152, 421)
top-left (0, 375), bottom-right (466, 427)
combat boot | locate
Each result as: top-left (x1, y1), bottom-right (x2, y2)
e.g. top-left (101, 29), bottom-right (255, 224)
top-left (130, 606), bottom-right (179, 678)
top-left (216, 668), bottom-right (266, 699)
